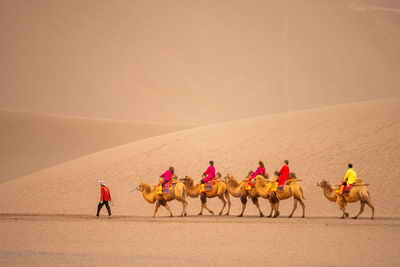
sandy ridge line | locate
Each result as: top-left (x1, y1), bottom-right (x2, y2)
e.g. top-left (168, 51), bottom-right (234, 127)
top-left (0, 213), bottom-right (399, 226)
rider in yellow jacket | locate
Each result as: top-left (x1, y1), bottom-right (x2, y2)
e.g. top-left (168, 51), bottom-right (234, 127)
top-left (336, 163), bottom-right (357, 195)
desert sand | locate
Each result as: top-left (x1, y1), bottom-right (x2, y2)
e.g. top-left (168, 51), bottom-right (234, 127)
top-left (0, 109), bottom-right (195, 183)
top-left (0, 98), bottom-right (399, 266)
top-left (1, 0), bottom-right (400, 266)
top-left (1, 0), bottom-right (399, 123)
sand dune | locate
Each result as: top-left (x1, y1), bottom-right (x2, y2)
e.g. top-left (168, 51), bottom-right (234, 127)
top-left (1, 0), bottom-right (399, 123)
top-left (0, 109), bottom-right (195, 183)
top-left (0, 98), bottom-right (398, 219)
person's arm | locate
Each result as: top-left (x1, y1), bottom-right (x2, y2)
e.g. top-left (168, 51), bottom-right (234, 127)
top-left (278, 166), bottom-right (284, 175)
top-left (160, 171), bottom-right (168, 178)
top-left (343, 169), bottom-right (351, 181)
top-left (100, 187), bottom-right (104, 203)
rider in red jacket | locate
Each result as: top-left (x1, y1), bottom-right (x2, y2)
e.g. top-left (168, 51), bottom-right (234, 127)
top-left (272, 160), bottom-right (290, 192)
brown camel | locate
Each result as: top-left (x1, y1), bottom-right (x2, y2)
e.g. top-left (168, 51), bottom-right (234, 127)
top-left (317, 179), bottom-right (374, 219)
top-left (224, 173), bottom-right (264, 217)
top-left (254, 173), bottom-right (305, 218)
top-left (136, 181), bottom-right (188, 217)
top-left (182, 173), bottom-right (231, 215)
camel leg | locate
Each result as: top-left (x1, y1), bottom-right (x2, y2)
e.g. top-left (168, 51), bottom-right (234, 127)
top-left (224, 190), bottom-right (231, 215)
top-left (363, 193), bottom-right (375, 219)
top-left (198, 200), bottom-right (204, 215)
top-left (288, 198), bottom-right (298, 218)
top-left (179, 199), bottom-right (188, 217)
top-left (273, 201), bottom-right (280, 218)
top-left (238, 195), bottom-right (247, 217)
top-left (218, 194), bottom-right (227, 216)
top-left (267, 205), bottom-right (274, 217)
top-left (153, 202), bottom-right (161, 218)
top-left (251, 197), bottom-right (264, 217)
top-left (184, 199), bottom-right (188, 217)
top-left (266, 197), bottom-right (277, 218)
top-left (200, 193), bottom-right (214, 215)
top-left (353, 200), bottom-right (365, 219)
top-left (164, 202), bottom-right (173, 217)
top-left (339, 204), bottom-right (349, 219)
top-left (298, 197), bottom-right (306, 218)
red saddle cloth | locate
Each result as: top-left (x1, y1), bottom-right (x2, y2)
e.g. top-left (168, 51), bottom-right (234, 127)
top-left (204, 180), bottom-right (215, 192)
top-left (162, 182), bottom-right (173, 194)
top-left (342, 184), bottom-right (354, 196)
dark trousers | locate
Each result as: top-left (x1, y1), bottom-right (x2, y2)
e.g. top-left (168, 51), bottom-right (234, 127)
top-left (97, 201), bottom-right (111, 216)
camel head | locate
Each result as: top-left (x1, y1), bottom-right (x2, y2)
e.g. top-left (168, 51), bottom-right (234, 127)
top-left (224, 173), bottom-right (234, 182)
top-left (181, 176), bottom-right (194, 186)
top-left (317, 179), bottom-right (329, 188)
top-left (136, 182), bottom-right (151, 193)
top-left (136, 182), bottom-right (145, 192)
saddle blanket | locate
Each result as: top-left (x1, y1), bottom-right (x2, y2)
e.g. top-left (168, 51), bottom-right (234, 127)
top-left (277, 185), bottom-right (285, 193)
top-left (162, 182), bottom-right (173, 194)
top-left (204, 180), bottom-right (214, 192)
top-left (342, 184), bottom-right (354, 196)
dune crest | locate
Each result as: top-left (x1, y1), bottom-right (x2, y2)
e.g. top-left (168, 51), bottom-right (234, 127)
top-left (0, 109), bottom-right (195, 183)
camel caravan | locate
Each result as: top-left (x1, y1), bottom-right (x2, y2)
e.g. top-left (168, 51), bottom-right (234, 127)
top-left (134, 161), bottom-right (374, 219)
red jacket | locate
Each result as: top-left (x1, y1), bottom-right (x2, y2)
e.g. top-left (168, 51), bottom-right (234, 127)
top-left (278, 165), bottom-right (290, 185)
top-left (160, 170), bottom-right (173, 182)
top-left (203, 165), bottom-right (216, 182)
top-left (100, 185), bottom-right (111, 201)
top-left (251, 166), bottom-right (266, 178)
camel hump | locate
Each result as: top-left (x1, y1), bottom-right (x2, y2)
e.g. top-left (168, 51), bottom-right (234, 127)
top-left (355, 178), bottom-right (363, 184)
top-left (289, 172), bottom-right (297, 179)
top-left (216, 172), bottom-right (222, 178)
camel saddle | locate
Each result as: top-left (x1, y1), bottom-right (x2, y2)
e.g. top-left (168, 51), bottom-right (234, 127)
top-left (342, 184), bottom-right (354, 196)
top-left (275, 178), bottom-right (292, 192)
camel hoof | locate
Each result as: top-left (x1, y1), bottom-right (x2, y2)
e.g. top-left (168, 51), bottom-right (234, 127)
top-left (259, 213), bottom-right (264, 217)
top-left (275, 211), bottom-right (280, 217)
top-left (345, 212), bottom-right (349, 218)
top-left (210, 211), bottom-right (214, 215)
top-left (352, 216), bottom-right (358, 219)
top-left (237, 214), bottom-right (243, 217)
top-left (197, 213), bottom-right (203, 216)
top-left (371, 217), bottom-right (374, 220)
top-left (266, 215), bottom-right (272, 218)
top-left (218, 212), bottom-right (223, 216)
top-left (224, 213), bottom-right (229, 216)
top-left (288, 215), bottom-right (292, 218)
top-left (340, 216), bottom-right (345, 219)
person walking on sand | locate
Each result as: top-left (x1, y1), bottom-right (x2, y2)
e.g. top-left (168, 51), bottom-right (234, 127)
top-left (96, 180), bottom-right (112, 218)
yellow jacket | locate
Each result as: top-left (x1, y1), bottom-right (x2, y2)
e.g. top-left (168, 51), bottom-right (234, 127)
top-left (343, 168), bottom-right (357, 184)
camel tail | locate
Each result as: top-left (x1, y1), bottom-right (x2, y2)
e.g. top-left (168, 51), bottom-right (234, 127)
top-left (300, 187), bottom-right (306, 200)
